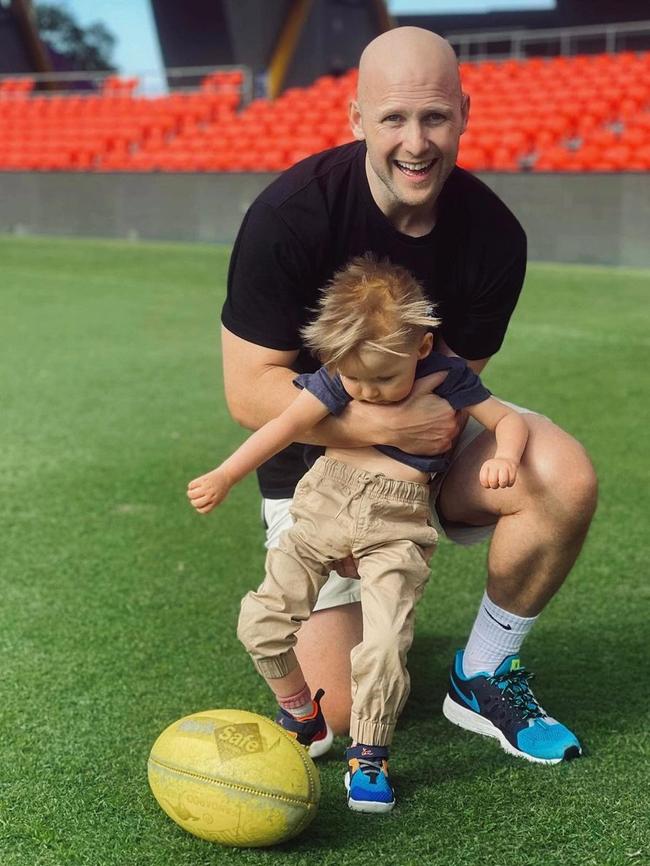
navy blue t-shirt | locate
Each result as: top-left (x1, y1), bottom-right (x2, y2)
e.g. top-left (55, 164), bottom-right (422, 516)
top-left (294, 351), bottom-right (491, 474)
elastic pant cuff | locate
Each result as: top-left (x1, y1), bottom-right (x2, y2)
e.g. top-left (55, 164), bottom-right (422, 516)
top-left (350, 714), bottom-right (395, 747)
top-left (252, 649), bottom-right (299, 680)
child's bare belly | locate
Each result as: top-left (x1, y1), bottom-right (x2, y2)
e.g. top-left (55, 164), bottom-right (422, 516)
top-left (325, 446), bottom-right (430, 484)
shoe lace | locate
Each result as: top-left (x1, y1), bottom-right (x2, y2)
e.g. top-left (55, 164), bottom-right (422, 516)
top-left (356, 758), bottom-right (385, 782)
top-left (487, 668), bottom-right (544, 721)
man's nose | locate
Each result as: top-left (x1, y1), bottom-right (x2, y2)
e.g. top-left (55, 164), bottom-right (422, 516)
top-left (403, 121), bottom-right (428, 155)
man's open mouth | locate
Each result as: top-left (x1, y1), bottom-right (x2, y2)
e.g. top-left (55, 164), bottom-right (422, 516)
top-left (394, 159), bottom-right (436, 177)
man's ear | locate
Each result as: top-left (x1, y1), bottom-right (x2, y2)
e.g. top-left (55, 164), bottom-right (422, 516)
top-left (349, 99), bottom-right (365, 141)
top-left (418, 331), bottom-right (434, 358)
top-left (460, 91), bottom-right (470, 135)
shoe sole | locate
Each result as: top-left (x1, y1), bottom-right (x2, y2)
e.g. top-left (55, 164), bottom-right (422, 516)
top-left (308, 722), bottom-right (334, 759)
top-left (442, 694), bottom-right (582, 765)
top-left (344, 772), bottom-right (396, 813)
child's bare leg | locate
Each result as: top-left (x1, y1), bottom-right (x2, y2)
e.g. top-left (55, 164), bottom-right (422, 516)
top-left (268, 663), bottom-right (333, 757)
top-left (266, 665), bottom-right (310, 706)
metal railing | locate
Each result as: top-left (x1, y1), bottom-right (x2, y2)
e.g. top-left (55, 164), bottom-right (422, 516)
top-left (446, 19), bottom-right (650, 62)
top-left (0, 64), bottom-right (253, 102)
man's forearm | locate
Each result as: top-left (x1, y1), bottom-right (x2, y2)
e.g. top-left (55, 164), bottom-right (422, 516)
top-left (222, 326), bottom-right (456, 453)
top-left (226, 365), bottom-right (370, 448)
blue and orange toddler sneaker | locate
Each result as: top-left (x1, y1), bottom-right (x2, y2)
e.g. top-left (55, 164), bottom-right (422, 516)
top-left (345, 744), bottom-right (396, 813)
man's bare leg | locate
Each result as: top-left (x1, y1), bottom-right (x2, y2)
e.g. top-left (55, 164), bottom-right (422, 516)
top-left (294, 602), bottom-right (362, 735)
top-left (438, 415), bottom-right (596, 761)
top-left (438, 414), bottom-right (598, 616)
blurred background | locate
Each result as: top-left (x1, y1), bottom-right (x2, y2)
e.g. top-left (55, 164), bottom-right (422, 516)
top-left (0, 0), bottom-right (649, 264)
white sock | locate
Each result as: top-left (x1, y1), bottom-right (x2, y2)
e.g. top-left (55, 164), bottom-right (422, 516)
top-left (462, 591), bottom-right (538, 677)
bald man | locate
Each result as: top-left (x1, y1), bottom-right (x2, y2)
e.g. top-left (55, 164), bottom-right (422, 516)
top-left (220, 27), bottom-right (596, 773)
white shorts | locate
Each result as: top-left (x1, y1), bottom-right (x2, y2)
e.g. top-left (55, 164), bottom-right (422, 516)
top-left (262, 401), bottom-right (535, 612)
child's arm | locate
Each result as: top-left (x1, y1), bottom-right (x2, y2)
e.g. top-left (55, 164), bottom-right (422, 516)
top-left (187, 389), bottom-right (330, 513)
top-left (465, 397), bottom-right (529, 489)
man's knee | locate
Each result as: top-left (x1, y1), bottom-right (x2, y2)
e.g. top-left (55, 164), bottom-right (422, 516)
top-left (525, 418), bottom-right (598, 527)
top-left (437, 416), bottom-right (597, 536)
top-left (294, 605), bottom-right (362, 736)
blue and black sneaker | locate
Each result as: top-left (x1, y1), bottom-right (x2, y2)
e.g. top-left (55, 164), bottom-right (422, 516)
top-left (442, 650), bottom-right (582, 764)
top-left (344, 744), bottom-right (396, 813)
top-left (274, 688), bottom-right (333, 758)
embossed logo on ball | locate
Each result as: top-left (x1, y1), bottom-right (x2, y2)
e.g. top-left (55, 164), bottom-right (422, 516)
top-left (215, 722), bottom-right (264, 761)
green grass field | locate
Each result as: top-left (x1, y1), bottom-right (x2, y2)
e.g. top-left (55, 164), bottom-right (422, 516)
top-left (1, 235), bottom-right (648, 866)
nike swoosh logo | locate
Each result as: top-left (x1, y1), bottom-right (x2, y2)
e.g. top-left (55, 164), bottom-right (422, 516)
top-left (450, 677), bottom-right (480, 713)
top-left (484, 607), bottom-right (512, 630)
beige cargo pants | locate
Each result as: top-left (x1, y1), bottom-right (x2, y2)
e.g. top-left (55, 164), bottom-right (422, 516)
top-left (237, 456), bottom-right (438, 746)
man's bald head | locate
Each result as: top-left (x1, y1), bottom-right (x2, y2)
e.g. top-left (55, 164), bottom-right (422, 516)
top-left (357, 27), bottom-right (462, 108)
top-left (349, 26), bottom-right (469, 230)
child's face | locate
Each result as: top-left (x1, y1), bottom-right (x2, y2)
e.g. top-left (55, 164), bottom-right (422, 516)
top-left (338, 332), bottom-right (433, 404)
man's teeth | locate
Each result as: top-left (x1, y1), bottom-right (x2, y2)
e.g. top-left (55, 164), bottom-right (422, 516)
top-left (395, 160), bottom-right (433, 171)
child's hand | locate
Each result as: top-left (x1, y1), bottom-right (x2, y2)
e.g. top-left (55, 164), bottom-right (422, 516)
top-left (479, 457), bottom-right (519, 489)
top-left (187, 469), bottom-right (231, 514)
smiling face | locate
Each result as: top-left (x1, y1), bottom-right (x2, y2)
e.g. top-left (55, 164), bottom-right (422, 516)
top-left (338, 331), bottom-right (433, 404)
top-left (350, 28), bottom-right (468, 225)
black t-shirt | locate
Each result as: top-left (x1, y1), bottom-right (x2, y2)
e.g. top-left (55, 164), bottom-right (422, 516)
top-left (222, 141), bottom-right (527, 498)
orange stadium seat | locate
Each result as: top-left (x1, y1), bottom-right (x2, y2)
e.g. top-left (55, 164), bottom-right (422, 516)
top-left (0, 52), bottom-right (649, 173)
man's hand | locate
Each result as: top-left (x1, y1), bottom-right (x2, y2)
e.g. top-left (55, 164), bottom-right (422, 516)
top-left (343, 370), bottom-right (460, 456)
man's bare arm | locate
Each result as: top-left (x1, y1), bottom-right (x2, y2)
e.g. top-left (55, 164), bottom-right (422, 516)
top-left (222, 327), bottom-right (460, 454)
top-left (221, 327), bottom-right (301, 429)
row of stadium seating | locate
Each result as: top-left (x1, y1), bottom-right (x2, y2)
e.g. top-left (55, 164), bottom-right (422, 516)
top-left (0, 51), bottom-right (649, 172)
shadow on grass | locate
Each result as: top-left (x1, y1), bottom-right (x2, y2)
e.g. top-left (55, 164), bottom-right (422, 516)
top-left (405, 621), bottom-right (647, 730)
top-left (386, 620), bottom-right (649, 800)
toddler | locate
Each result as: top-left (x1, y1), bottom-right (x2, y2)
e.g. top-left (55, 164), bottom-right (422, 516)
top-left (187, 255), bottom-right (528, 812)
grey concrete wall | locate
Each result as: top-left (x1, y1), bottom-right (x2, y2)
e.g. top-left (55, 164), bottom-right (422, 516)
top-left (1, 171), bottom-right (648, 267)
top-left (483, 173), bottom-right (650, 269)
top-left (0, 172), bottom-right (271, 245)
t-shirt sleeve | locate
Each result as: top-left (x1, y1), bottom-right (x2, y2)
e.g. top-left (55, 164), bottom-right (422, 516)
top-left (442, 193), bottom-right (527, 361)
top-left (434, 360), bottom-right (491, 409)
top-left (293, 368), bottom-right (351, 415)
top-left (221, 201), bottom-right (317, 350)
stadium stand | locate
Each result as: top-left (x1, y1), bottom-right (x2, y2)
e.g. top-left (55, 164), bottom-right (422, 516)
top-left (0, 52), bottom-right (649, 172)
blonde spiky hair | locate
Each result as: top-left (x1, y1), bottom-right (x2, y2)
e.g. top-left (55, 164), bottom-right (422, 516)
top-left (301, 254), bottom-right (441, 367)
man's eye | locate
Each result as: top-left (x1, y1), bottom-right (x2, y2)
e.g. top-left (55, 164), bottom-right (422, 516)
top-left (426, 113), bottom-right (446, 123)
top-left (383, 114), bottom-right (402, 123)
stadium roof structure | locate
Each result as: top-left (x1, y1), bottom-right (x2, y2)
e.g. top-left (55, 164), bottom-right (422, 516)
top-left (0, 0), bottom-right (53, 79)
top-left (149, 0), bottom-right (393, 95)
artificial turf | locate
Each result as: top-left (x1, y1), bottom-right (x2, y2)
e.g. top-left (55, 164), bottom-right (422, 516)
top-left (1, 235), bottom-right (648, 866)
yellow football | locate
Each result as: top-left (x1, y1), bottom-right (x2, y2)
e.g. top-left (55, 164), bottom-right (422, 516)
top-left (147, 708), bottom-right (320, 847)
